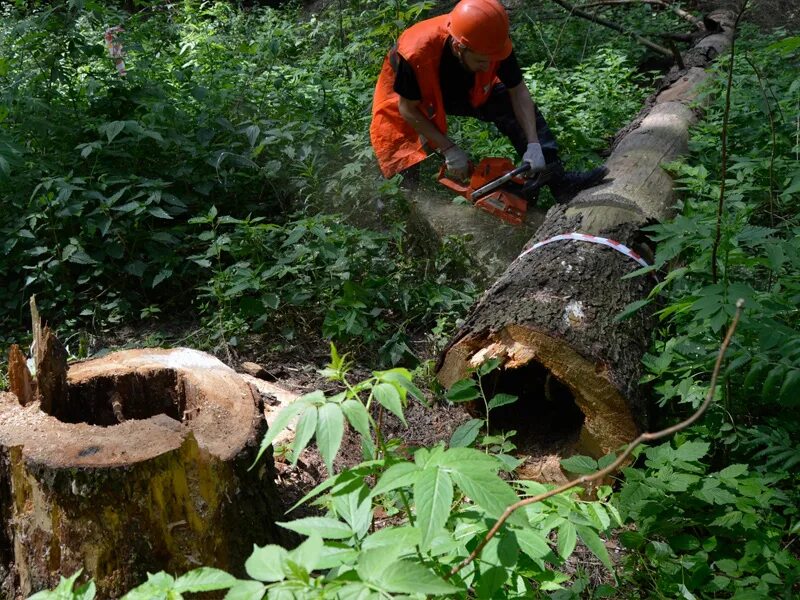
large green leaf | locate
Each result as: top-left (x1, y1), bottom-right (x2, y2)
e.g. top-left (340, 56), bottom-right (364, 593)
top-left (341, 399), bottom-right (371, 439)
top-left (288, 534), bottom-right (323, 573)
top-left (251, 401), bottom-right (306, 467)
top-left (223, 580), bottom-right (266, 600)
top-left (449, 467), bottom-right (520, 521)
top-left (245, 544), bottom-right (288, 582)
top-left (414, 466), bottom-right (454, 550)
top-left (291, 405), bottom-right (317, 464)
top-left (371, 461), bottom-right (420, 497)
top-left (277, 516), bottom-right (354, 540)
top-left (316, 402), bottom-right (345, 474)
top-left (373, 382), bottom-right (406, 425)
top-left (514, 529), bottom-right (553, 567)
top-left (576, 525), bottom-right (613, 570)
top-left (375, 560), bottom-right (459, 596)
top-left (557, 521), bottom-right (577, 559)
top-left (449, 418), bottom-right (483, 448)
top-left (174, 568), bottom-right (237, 592)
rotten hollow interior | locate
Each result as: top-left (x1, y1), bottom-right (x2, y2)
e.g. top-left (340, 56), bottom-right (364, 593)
top-left (58, 369), bottom-right (187, 426)
top-left (478, 360), bottom-right (585, 451)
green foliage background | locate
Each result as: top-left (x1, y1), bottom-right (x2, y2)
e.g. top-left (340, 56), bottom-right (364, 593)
top-left (1, 1), bottom-right (799, 599)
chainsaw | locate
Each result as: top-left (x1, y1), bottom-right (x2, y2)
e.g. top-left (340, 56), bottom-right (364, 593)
top-left (437, 157), bottom-right (553, 226)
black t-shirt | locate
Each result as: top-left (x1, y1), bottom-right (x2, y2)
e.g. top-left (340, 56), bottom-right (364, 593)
top-left (393, 36), bottom-right (523, 115)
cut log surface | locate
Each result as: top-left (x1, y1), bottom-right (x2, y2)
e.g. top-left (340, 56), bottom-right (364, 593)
top-left (437, 9), bottom-right (737, 475)
top-left (0, 348), bottom-right (284, 599)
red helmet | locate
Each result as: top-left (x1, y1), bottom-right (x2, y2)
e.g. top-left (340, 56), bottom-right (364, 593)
top-left (448, 0), bottom-right (513, 61)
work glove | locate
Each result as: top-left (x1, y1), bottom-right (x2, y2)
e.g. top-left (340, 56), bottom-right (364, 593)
top-left (443, 144), bottom-right (469, 180)
top-left (522, 142), bottom-right (546, 176)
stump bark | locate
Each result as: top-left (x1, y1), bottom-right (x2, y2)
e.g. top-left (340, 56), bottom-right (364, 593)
top-left (0, 348), bottom-right (285, 599)
top-left (437, 10), bottom-right (737, 473)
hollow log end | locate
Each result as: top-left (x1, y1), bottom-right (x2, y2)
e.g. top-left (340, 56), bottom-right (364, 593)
top-left (438, 324), bottom-right (640, 463)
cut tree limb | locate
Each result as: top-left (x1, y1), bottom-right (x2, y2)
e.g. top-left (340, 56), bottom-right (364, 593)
top-left (437, 8), bottom-right (738, 472)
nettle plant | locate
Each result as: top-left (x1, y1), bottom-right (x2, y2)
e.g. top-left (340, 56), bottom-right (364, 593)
top-left (41, 346), bottom-right (620, 599)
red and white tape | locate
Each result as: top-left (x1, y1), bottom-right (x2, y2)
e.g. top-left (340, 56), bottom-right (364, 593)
top-left (517, 232), bottom-right (650, 268)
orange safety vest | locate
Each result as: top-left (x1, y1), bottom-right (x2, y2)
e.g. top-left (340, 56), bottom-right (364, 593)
top-left (370, 15), bottom-right (503, 178)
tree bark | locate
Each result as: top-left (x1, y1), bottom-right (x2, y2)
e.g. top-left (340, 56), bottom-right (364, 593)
top-left (437, 9), bottom-right (738, 470)
top-left (0, 348), bottom-right (286, 599)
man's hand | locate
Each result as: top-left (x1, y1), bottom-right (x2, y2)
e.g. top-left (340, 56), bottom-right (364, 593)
top-left (523, 142), bottom-right (546, 175)
top-left (444, 145), bottom-right (469, 179)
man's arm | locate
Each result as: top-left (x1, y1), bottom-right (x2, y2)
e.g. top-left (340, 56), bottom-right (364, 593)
top-left (397, 96), bottom-right (454, 151)
top-left (507, 82), bottom-right (538, 144)
top-left (398, 97), bottom-right (469, 178)
top-left (508, 82), bottom-right (547, 174)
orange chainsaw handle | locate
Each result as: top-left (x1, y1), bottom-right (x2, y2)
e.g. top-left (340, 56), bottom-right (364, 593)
top-left (436, 162), bottom-right (473, 195)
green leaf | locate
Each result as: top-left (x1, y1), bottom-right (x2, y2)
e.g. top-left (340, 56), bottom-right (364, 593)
top-left (341, 399), bottom-right (371, 440)
top-left (288, 533), bottom-right (323, 573)
top-left (316, 402), bottom-right (345, 475)
top-left (375, 560), bottom-right (459, 595)
top-left (251, 401), bottom-right (306, 467)
top-left (487, 393), bottom-right (517, 410)
top-left (449, 466), bottom-right (519, 520)
top-left (560, 454), bottom-right (598, 475)
top-left (449, 418), bottom-right (483, 448)
top-left (779, 369), bottom-right (800, 406)
top-left (291, 406), bottom-right (317, 464)
top-left (675, 440), bottom-right (709, 462)
top-left (174, 568), bottom-right (237, 592)
top-left (576, 525), bottom-right (612, 570)
top-left (278, 517), bottom-right (354, 540)
top-left (414, 466), bottom-right (454, 550)
top-left (362, 526), bottom-right (421, 551)
top-left (223, 580), bottom-right (266, 600)
top-left (614, 298), bottom-right (652, 322)
top-left (515, 529), bottom-right (553, 565)
top-left (372, 382), bottom-right (406, 425)
top-left (148, 207), bottom-right (173, 220)
top-left (105, 120), bottom-right (125, 142)
top-left (557, 521), bottom-right (577, 559)
top-left (371, 461), bottom-right (420, 497)
top-left (245, 544), bottom-right (288, 582)
top-left (446, 378), bottom-right (480, 403)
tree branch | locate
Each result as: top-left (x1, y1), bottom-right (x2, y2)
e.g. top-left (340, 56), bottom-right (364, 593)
top-left (579, 0), bottom-right (705, 30)
top-left (547, 0), bottom-right (674, 57)
top-left (447, 299), bottom-right (745, 579)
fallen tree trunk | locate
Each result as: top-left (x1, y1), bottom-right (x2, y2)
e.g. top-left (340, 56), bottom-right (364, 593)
top-left (437, 9), bottom-right (737, 471)
top-left (0, 348), bottom-right (286, 599)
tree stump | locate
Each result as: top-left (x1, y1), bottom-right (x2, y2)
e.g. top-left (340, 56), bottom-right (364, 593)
top-left (0, 348), bottom-right (284, 599)
top-left (437, 10), bottom-right (737, 478)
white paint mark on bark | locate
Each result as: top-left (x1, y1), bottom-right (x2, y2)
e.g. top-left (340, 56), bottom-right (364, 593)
top-left (563, 300), bottom-right (586, 328)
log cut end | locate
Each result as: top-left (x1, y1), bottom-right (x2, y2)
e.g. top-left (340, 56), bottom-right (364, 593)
top-left (438, 324), bottom-right (639, 466)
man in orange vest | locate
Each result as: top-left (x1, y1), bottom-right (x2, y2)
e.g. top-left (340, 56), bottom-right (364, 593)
top-left (370, 0), bottom-right (607, 203)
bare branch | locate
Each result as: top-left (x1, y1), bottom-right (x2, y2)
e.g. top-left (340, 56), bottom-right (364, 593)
top-left (547, 0), bottom-right (674, 57)
top-left (447, 300), bottom-right (745, 579)
top-left (579, 0), bottom-right (705, 30)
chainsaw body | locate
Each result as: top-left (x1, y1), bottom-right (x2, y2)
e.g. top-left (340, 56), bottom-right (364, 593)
top-left (437, 157), bottom-right (532, 226)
